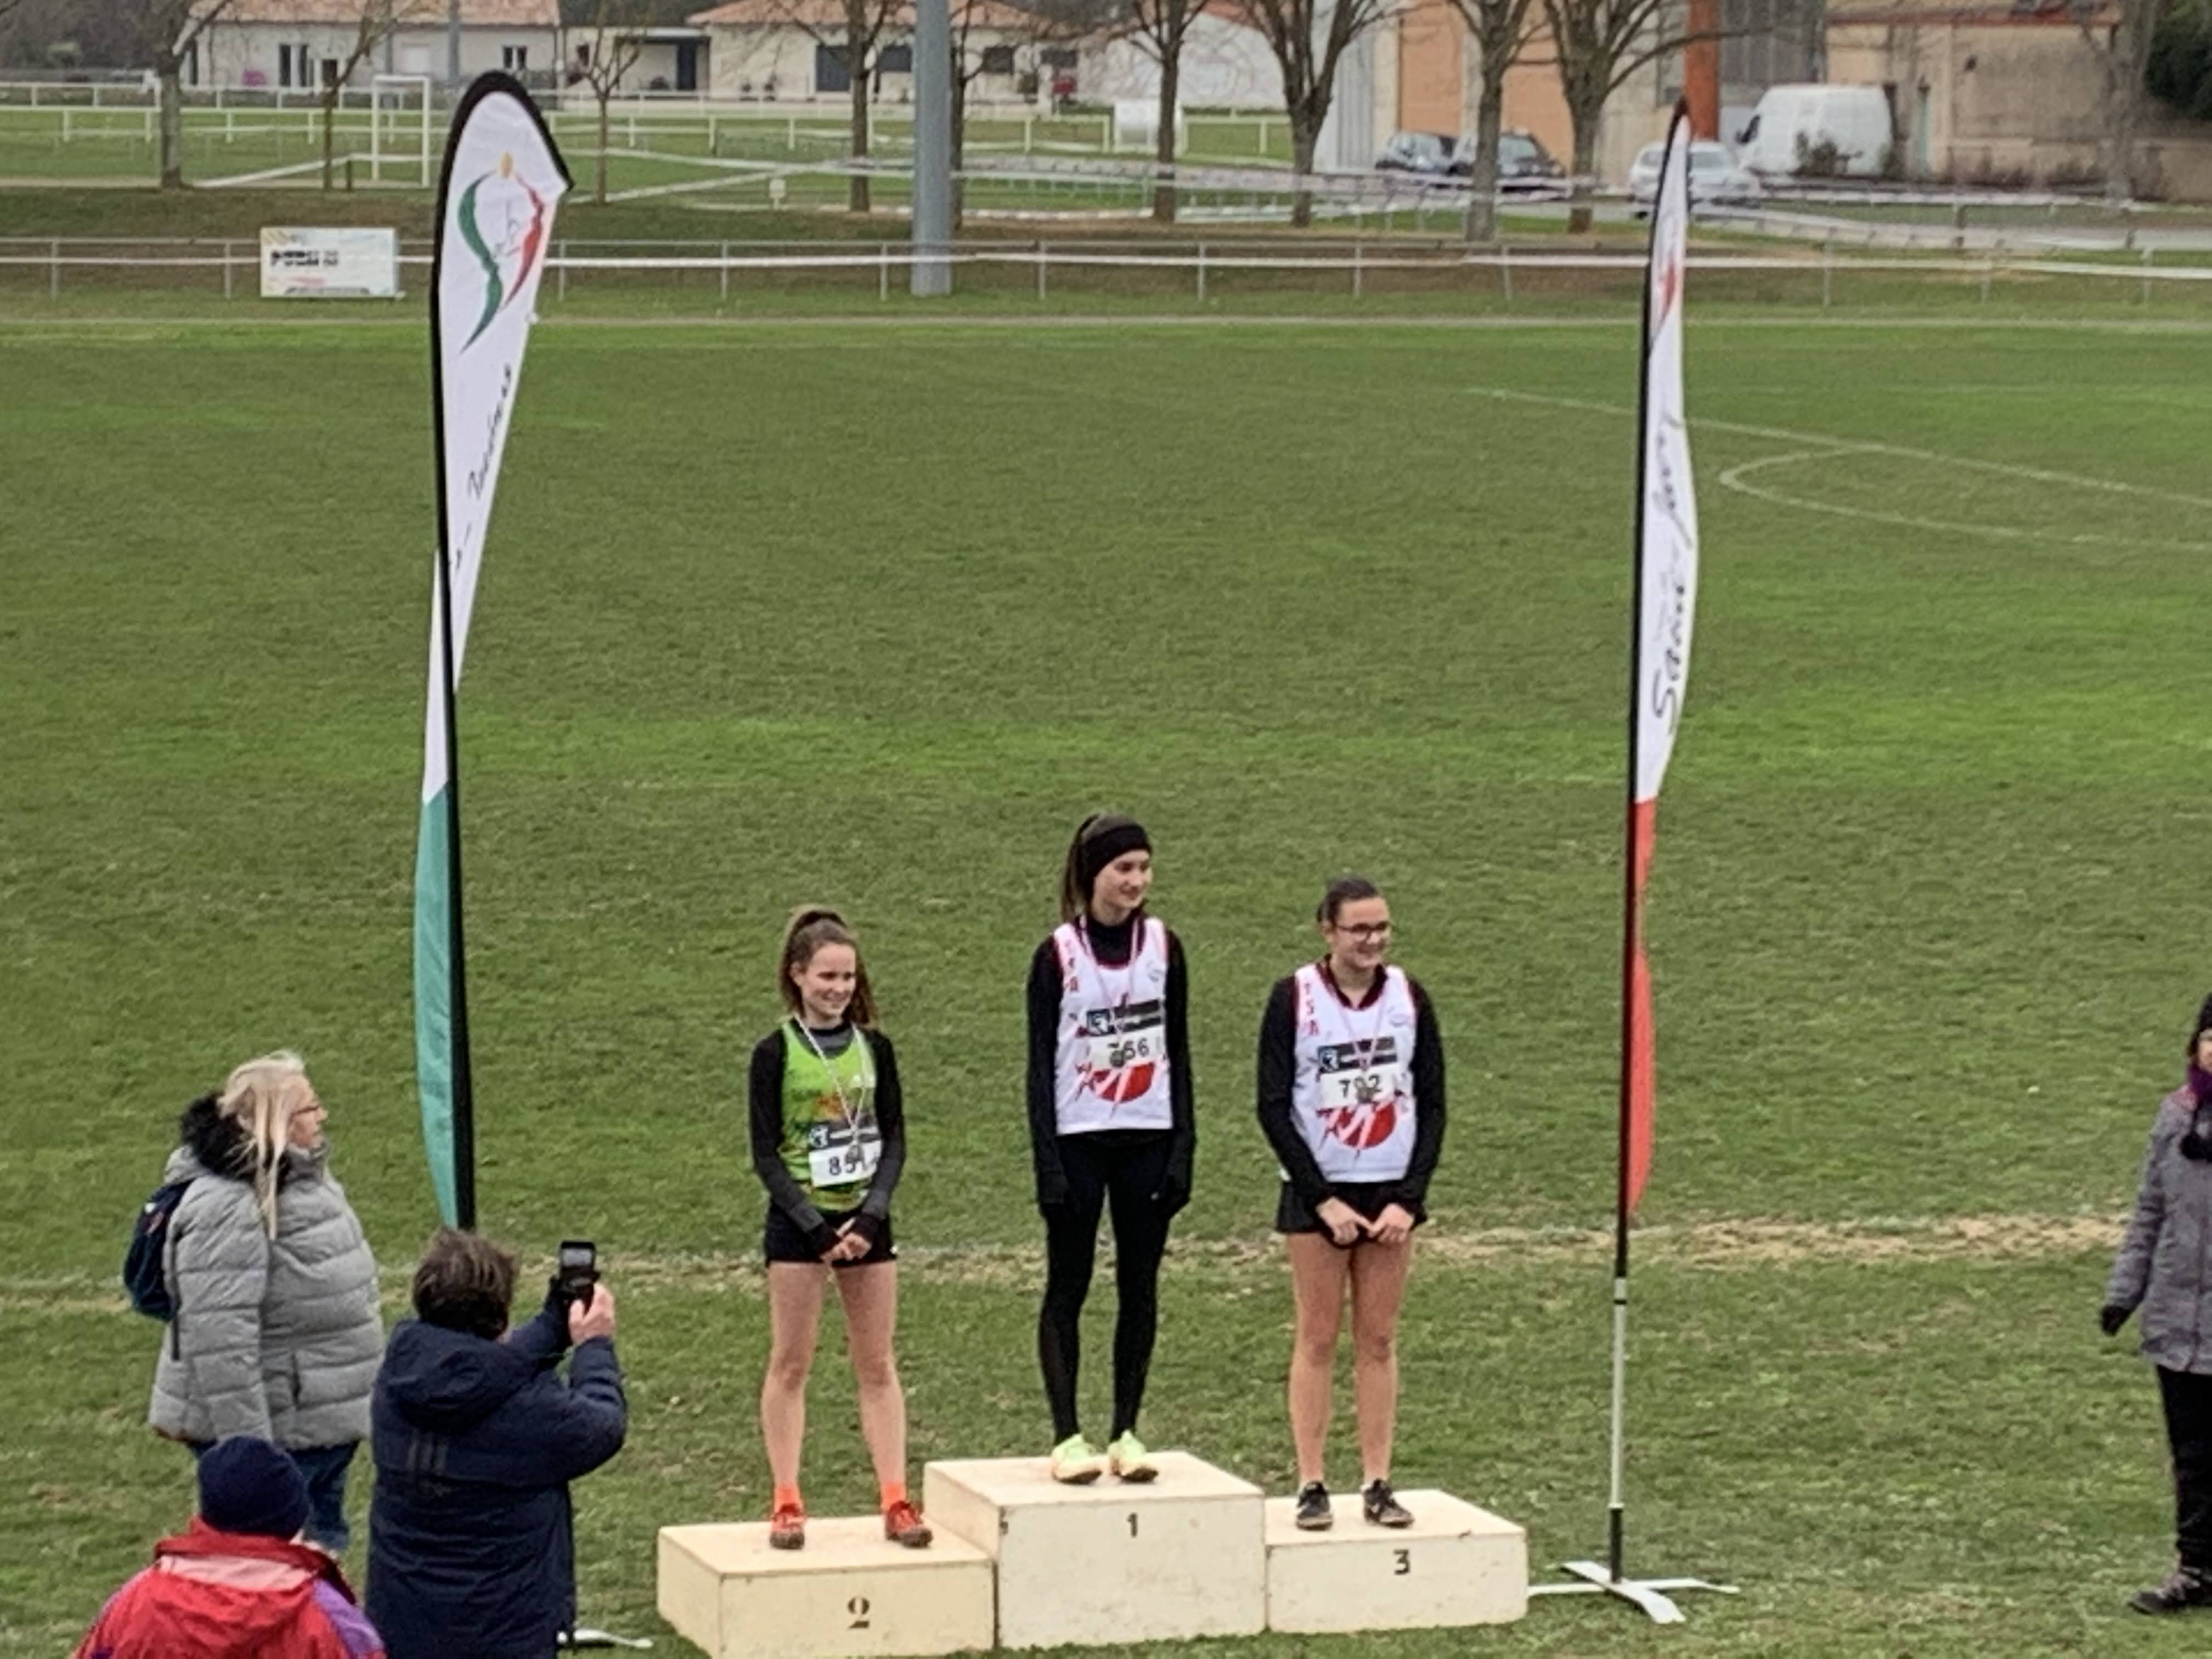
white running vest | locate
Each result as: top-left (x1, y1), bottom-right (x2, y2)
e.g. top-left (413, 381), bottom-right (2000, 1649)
top-left (1051, 918), bottom-right (1175, 1135)
top-left (1289, 963), bottom-right (1420, 1183)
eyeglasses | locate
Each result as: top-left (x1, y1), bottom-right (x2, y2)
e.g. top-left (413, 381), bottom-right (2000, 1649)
top-left (1331, 922), bottom-right (1393, 942)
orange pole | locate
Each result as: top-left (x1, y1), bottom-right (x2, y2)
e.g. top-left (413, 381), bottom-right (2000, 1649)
top-left (1683, 0), bottom-right (1720, 141)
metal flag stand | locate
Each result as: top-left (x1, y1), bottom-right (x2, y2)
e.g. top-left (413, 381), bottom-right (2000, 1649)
top-left (1526, 101), bottom-right (1736, 1629)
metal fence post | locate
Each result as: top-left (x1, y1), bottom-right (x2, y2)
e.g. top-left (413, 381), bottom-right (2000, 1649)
top-left (1195, 241), bottom-right (1206, 302)
top-left (1821, 237), bottom-right (1832, 309)
top-left (2141, 245), bottom-right (2154, 304)
top-left (1352, 239), bottom-right (1363, 299)
top-left (50, 238), bottom-right (60, 300)
top-left (1036, 239), bottom-right (1047, 302)
top-left (879, 242), bottom-right (890, 302)
top-left (1979, 256), bottom-right (1992, 303)
top-left (223, 240), bottom-right (234, 300)
top-left (557, 241), bottom-right (567, 302)
top-left (720, 240), bottom-right (730, 300)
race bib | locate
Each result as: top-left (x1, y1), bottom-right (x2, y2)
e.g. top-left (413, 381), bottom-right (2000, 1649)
top-left (1078, 1001), bottom-right (1165, 1103)
top-left (806, 1120), bottom-right (881, 1189)
top-left (1314, 1040), bottom-right (1407, 1151)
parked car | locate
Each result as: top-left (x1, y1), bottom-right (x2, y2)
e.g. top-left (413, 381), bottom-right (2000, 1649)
top-left (1448, 129), bottom-right (1568, 196)
top-left (1375, 132), bottom-right (1457, 176)
top-left (1627, 140), bottom-right (1762, 210)
top-left (1736, 83), bottom-right (1894, 179)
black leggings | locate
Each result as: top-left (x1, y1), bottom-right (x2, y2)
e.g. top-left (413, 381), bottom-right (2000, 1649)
top-left (1038, 1130), bottom-right (1177, 1443)
top-left (2160, 1367), bottom-right (2212, 1569)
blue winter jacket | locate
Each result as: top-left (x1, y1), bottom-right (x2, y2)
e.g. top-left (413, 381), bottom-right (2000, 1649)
top-left (364, 1295), bottom-right (625, 1659)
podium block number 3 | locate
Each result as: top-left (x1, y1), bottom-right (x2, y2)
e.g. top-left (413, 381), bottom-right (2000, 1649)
top-left (1393, 1550), bottom-right (1410, 1577)
top-left (848, 1595), bottom-right (872, 1629)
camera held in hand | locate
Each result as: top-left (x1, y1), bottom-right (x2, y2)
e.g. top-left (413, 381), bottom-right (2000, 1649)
top-left (554, 1240), bottom-right (598, 1311)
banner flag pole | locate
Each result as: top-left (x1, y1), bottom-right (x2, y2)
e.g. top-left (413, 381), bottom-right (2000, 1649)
top-left (415, 72), bottom-right (569, 1231)
top-left (1528, 100), bottom-right (1736, 1625)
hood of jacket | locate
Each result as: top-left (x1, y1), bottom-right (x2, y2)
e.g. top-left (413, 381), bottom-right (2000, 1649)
top-left (162, 1092), bottom-right (332, 1188)
top-left (378, 1317), bottom-right (543, 1433)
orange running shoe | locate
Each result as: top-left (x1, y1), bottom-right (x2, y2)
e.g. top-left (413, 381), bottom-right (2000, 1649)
top-left (769, 1500), bottom-right (806, 1550)
top-left (883, 1498), bottom-right (933, 1548)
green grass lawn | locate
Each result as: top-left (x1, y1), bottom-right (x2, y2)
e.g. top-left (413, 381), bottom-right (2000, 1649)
top-left (4, 314), bottom-right (2211, 1654)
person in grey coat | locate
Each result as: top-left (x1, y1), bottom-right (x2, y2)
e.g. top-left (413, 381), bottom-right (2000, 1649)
top-left (2103, 996), bottom-right (2212, 1615)
top-left (148, 1051), bottom-right (383, 1554)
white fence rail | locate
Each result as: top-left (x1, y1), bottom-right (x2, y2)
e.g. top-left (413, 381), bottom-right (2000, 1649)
top-left (2, 236), bottom-right (2207, 304)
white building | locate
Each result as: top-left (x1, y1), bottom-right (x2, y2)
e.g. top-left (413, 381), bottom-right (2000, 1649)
top-left (687, 0), bottom-right (1054, 104)
top-left (1076, 10), bottom-right (1283, 111)
top-left (185, 0), bottom-right (562, 92)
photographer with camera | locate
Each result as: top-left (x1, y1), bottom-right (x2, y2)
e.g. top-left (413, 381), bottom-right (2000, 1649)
top-left (365, 1229), bottom-right (625, 1658)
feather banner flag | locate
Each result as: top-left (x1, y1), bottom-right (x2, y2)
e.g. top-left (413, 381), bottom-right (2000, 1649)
top-left (1622, 104), bottom-right (1699, 1217)
top-left (414, 74), bottom-right (569, 1227)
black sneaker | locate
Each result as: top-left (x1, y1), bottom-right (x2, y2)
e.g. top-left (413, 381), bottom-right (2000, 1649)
top-left (1293, 1482), bottom-right (1333, 1531)
top-left (1362, 1479), bottom-right (1413, 1528)
top-left (2130, 1564), bottom-right (2212, 1614)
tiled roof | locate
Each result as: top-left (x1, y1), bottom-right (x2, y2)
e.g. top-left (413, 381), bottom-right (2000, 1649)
top-left (206, 0), bottom-right (558, 27)
top-left (690, 0), bottom-right (1049, 27)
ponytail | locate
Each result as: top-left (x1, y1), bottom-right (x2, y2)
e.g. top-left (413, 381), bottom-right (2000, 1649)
top-left (1058, 812), bottom-right (1153, 922)
top-left (778, 906), bottom-right (878, 1026)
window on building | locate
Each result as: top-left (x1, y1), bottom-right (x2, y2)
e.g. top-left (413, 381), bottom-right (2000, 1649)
top-left (184, 41), bottom-right (199, 85)
top-left (278, 43), bottom-right (294, 87)
top-left (876, 42), bottom-right (912, 72)
top-left (815, 41), bottom-right (853, 92)
top-left (502, 44), bottom-right (530, 71)
top-left (1040, 46), bottom-right (1077, 68)
top-left (980, 44), bottom-right (1014, 74)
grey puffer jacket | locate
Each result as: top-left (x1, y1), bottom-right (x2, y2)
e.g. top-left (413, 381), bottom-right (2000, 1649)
top-left (148, 1096), bottom-right (385, 1447)
top-left (2106, 1088), bottom-right (2212, 1375)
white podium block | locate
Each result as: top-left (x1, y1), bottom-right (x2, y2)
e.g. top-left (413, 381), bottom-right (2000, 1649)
top-left (658, 1517), bottom-right (994, 1659)
top-left (923, 1453), bottom-right (1265, 1648)
top-left (1263, 1490), bottom-right (1527, 1633)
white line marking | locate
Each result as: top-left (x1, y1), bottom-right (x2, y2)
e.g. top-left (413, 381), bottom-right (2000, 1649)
top-left (1714, 447), bottom-right (2212, 550)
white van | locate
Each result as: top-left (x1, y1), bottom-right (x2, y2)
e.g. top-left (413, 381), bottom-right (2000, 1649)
top-left (1737, 84), bottom-right (1894, 179)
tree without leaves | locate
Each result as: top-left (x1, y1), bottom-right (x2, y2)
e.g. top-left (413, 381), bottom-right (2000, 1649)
top-left (319, 0), bottom-right (430, 189)
top-left (1233, 0), bottom-right (1396, 227)
top-left (2072, 0), bottom-right (2171, 201)
top-left (1119, 0), bottom-right (1201, 222)
top-left (943, 0), bottom-right (1107, 227)
top-left (1444, 0), bottom-right (1539, 241)
top-left (146, 0), bottom-right (239, 188)
top-left (1536, 0), bottom-right (1712, 231)
top-left (720, 0), bottom-right (902, 211)
top-left (572, 0), bottom-right (650, 202)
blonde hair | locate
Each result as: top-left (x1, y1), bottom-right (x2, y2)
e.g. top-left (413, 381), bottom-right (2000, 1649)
top-left (217, 1050), bottom-right (317, 1238)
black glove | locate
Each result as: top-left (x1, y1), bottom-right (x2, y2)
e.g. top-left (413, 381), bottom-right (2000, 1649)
top-left (2101, 1303), bottom-right (2132, 1338)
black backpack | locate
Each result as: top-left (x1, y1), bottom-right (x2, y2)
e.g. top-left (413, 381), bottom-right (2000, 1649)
top-left (122, 1179), bottom-right (193, 1320)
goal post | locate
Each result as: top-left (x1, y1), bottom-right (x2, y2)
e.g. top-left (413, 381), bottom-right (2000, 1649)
top-left (371, 74), bottom-right (433, 186)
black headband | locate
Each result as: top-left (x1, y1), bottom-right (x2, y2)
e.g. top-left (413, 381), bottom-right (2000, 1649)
top-left (1077, 819), bottom-right (1150, 895)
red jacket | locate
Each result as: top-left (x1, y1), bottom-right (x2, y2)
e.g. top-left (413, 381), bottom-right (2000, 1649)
top-left (77, 1519), bottom-right (386, 1659)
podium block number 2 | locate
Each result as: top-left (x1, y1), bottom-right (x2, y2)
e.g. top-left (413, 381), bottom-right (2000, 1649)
top-left (848, 1595), bottom-right (872, 1629)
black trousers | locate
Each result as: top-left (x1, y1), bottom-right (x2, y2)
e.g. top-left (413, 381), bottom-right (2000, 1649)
top-left (1037, 1130), bottom-right (1177, 1443)
top-left (2158, 1367), bottom-right (2212, 1570)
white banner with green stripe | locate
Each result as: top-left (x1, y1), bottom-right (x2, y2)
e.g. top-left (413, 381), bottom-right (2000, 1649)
top-left (415, 74), bottom-right (568, 1227)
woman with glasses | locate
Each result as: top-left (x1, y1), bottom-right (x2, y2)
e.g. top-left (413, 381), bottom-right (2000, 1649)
top-left (2104, 995), bottom-right (2212, 1615)
top-left (1256, 875), bottom-right (1445, 1533)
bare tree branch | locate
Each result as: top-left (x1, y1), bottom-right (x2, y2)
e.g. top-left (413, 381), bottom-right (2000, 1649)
top-left (1232, 0), bottom-right (1397, 225)
top-left (575, 0), bottom-right (652, 201)
top-left (1444, 0), bottom-right (1539, 240)
top-left (2072, 0), bottom-right (2159, 200)
top-left (712, 0), bottom-right (903, 210)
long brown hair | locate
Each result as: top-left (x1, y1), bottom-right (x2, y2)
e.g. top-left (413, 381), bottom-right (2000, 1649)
top-left (1057, 812), bottom-right (1149, 923)
top-left (778, 906), bottom-right (879, 1027)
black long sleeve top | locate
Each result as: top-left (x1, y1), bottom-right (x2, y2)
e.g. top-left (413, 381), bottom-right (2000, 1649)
top-left (1024, 914), bottom-right (1195, 1207)
top-left (749, 1023), bottom-right (907, 1257)
top-left (1255, 968), bottom-right (1446, 1212)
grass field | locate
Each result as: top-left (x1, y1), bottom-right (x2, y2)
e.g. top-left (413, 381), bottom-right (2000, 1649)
top-left (5, 309), bottom-right (2212, 1656)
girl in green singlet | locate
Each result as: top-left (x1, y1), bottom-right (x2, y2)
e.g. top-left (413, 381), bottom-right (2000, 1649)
top-left (748, 906), bottom-right (929, 1552)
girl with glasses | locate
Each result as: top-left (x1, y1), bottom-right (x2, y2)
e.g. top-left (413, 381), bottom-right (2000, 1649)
top-left (1256, 876), bottom-right (1445, 1533)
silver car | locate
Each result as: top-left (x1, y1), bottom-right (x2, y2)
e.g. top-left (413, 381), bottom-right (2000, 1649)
top-left (1627, 139), bottom-right (1761, 210)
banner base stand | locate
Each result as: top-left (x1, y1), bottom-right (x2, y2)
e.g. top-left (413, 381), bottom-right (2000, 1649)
top-left (1528, 1560), bottom-right (1738, 1624)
